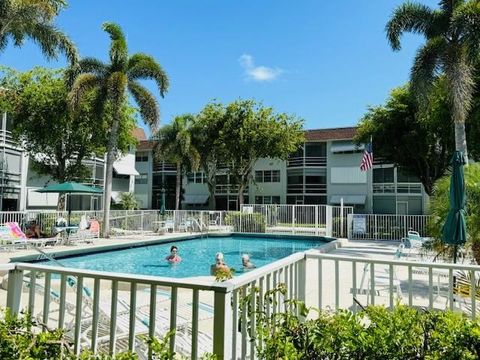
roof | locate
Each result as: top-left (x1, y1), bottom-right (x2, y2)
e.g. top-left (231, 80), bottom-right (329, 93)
top-left (305, 127), bottom-right (357, 141)
top-left (132, 128), bottom-right (147, 141)
top-left (136, 140), bottom-right (157, 151)
top-left (134, 126), bottom-right (358, 152)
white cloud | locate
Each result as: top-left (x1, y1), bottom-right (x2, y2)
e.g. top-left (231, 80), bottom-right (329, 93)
top-left (239, 54), bottom-right (283, 82)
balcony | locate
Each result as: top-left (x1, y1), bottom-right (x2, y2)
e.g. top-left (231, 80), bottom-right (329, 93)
top-left (153, 162), bottom-right (177, 172)
top-left (287, 183), bottom-right (326, 194)
top-left (287, 156), bottom-right (326, 168)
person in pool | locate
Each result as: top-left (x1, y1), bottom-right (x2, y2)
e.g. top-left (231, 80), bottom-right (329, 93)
top-left (166, 245), bottom-right (182, 263)
top-left (211, 252), bottom-right (230, 275)
top-left (241, 254), bottom-right (256, 270)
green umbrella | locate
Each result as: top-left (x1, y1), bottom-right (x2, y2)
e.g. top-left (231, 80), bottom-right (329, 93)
top-left (160, 187), bottom-right (166, 215)
top-left (36, 182), bottom-right (103, 225)
top-left (442, 151), bottom-right (467, 263)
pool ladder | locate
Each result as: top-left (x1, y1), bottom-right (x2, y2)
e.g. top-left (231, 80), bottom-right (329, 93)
top-left (191, 217), bottom-right (208, 238)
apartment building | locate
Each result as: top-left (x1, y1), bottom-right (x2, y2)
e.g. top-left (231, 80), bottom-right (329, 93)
top-left (0, 115), bottom-right (141, 211)
top-left (135, 127), bottom-right (428, 215)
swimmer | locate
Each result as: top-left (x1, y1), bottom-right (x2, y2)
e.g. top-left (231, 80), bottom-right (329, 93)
top-left (241, 254), bottom-right (256, 269)
top-left (165, 245), bottom-right (182, 263)
top-left (211, 252), bottom-right (230, 275)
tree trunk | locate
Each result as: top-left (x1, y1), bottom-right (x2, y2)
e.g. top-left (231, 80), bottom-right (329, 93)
top-left (175, 162), bottom-right (181, 210)
top-left (237, 184), bottom-right (244, 209)
top-left (207, 182), bottom-right (216, 210)
top-left (102, 118), bottom-right (120, 238)
top-left (454, 121), bottom-right (468, 163)
top-left (56, 194), bottom-right (66, 211)
top-left (472, 242), bottom-right (480, 265)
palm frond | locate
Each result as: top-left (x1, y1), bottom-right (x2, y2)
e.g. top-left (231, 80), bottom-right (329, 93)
top-left (24, 22), bottom-right (78, 64)
top-left (439, 0), bottom-right (464, 15)
top-left (69, 73), bottom-right (101, 110)
top-left (128, 80), bottom-right (159, 130)
top-left (127, 53), bottom-right (169, 97)
top-left (102, 22), bottom-right (128, 70)
top-left (386, 2), bottom-right (435, 50)
top-left (106, 71), bottom-right (128, 107)
top-left (410, 37), bottom-right (445, 100)
top-left (79, 57), bottom-right (108, 75)
top-left (453, 1), bottom-right (480, 61)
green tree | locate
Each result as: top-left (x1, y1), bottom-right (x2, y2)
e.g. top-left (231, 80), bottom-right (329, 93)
top-left (70, 22), bottom-right (169, 237)
top-left (155, 115), bottom-right (200, 210)
top-left (192, 102), bottom-right (226, 210)
top-left (357, 82), bottom-right (480, 196)
top-left (0, 66), bottom-right (136, 183)
top-left (0, 0), bottom-right (77, 64)
top-left (220, 100), bottom-right (304, 207)
top-left (386, 0), bottom-right (480, 161)
top-left (429, 163), bottom-right (480, 264)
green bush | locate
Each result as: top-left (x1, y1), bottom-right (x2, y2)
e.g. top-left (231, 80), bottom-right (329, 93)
top-left (225, 212), bottom-right (266, 233)
top-left (0, 309), bottom-right (215, 360)
top-left (242, 286), bottom-right (480, 359)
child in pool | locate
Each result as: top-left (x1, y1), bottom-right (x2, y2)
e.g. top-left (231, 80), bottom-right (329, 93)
top-left (166, 245), bottom-right (182, 263)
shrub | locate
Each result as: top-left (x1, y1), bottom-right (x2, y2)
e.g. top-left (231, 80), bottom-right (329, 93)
top-left (243, 286), bottom-right (480, 359)
top-left (0, 309), bottom-right (215, 360)
top-left (225, 212), bottom-right (266, 233)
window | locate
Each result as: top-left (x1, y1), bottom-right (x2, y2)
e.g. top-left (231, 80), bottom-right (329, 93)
top-left (255, 196), bottom-right (281, 204)
top-left (397, 168), bottom-right (420, 183)
top-left (373, 167), bottom-right (394, 183)
top-left (187, 172), bottom-right (206, 184)
top-left (135, 174), bottom-right (148, 185)
top-left (255, 170), bottom-right (280, 183)
top-left (135, 153), bottom-right (148, 162)
top-left (305, 142), bottom-right (326, 157)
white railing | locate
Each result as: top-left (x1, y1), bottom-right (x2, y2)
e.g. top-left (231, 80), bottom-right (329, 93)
top-left (347, 213), bottom-right (432, 240)
top-left (4, 251), bottom-right (479, 359)
top-left (241, 204), bottom-right (353, 237)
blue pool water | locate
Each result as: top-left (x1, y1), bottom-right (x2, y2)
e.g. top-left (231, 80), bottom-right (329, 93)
top-left (41, 235), bottom-right (325, 278)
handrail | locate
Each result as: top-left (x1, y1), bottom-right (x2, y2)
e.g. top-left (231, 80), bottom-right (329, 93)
top-left (12, 262), bottom-right (231, 293)
top-left (32, 247), bottom-right (65, 267)
top-left (305, 251), bottom-right (480, 271)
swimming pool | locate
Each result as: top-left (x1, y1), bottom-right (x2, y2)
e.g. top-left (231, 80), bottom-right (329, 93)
top-left (40, 235), bottom-right (326, 278)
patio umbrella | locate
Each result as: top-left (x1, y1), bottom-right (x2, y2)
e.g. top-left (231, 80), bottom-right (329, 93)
top-left (36, 182), bottom-right (103, 226)
top-left (160, 187), bottom-right (166, 215)
top-left (442, 151), bottom-right (467, 263)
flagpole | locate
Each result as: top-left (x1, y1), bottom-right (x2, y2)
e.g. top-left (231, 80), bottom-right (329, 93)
top-left (370, 136), bottom-right (373, 214)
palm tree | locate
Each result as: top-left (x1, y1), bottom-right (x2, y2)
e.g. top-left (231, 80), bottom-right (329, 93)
top-left (155, 115), bottom-right (200, 210)
top-left (386, 0), bottom-right (480, 161)
top-left (0, 0), bottom-right (77, 63)
top-left (70, 22), bottom-right (169, 237)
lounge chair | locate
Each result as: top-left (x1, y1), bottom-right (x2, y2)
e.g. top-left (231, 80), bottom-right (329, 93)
top-left (66, 220), bottom-right (100, 245)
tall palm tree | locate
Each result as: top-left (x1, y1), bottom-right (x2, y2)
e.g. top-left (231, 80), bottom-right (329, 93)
top-left (386, 0), bottom-right (480, 161)
top-left (70, 22), bottom-right (169, 237)
top-left (155, 115), bottom-right (200, 210)
top-left (0, 0), bottom-right (77, 63)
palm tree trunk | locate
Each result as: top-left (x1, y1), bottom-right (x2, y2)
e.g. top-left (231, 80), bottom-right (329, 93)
top-left (454, 121), bottom-right (468, 163)
top-left (175, 162), bottom-right (181, 210)
top-left (102, 118), bottom-right (120, 238)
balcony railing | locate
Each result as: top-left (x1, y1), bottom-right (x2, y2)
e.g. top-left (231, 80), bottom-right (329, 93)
top-left (215, 184), bottom-right (249, 194)
top-left (287, 156), bottom-right (326, 167)
top-left (287, 183), bottom-right (326, 194)
top-left (373, 183), bottom-right (422, 195)
top-left (153, 163), bottom-right (177, 172)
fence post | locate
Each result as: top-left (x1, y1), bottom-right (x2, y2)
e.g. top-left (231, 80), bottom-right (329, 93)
top-left (6, 268), bottom-right (23, 314)
top-left (213, 290), bottom-right (233, 359)
top-left (347, 213), bottom-right (352, 240)
top-left (292, 205), bottom-right (296, 235)
top-left (315, 206), bottom-right (319, 236)
top-left (326, 206), bottom-right (332, 237)
top-left (140, 211), bottom-right (144, 233)
top-left (297, 257), bottom-right (307, 306)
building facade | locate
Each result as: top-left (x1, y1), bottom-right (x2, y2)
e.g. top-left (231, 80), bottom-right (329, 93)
top-left (135, 127), bottom-right (428, 215)
top-left (0, 114), bottom-right (141, 211)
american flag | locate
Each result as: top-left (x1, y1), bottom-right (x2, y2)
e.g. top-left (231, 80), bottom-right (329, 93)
top-left (360, 142), bottom-right (373, 171)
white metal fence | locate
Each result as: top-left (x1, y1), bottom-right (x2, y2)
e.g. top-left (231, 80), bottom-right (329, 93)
top-left (3, 251), bottom-right (479, 359)
top-left (347, 214), bottom-right (432, 240)
top-left (241, 204), bottom-right (353, 237)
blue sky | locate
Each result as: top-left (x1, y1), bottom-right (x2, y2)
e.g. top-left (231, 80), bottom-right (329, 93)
top-left (1, 0), bottom-right (438, 136)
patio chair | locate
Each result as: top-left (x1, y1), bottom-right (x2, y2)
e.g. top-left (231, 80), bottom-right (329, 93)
top-left (66, 220), bottom-right (100, 245)
top-left (400, 230), bottom-right (431, 259)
